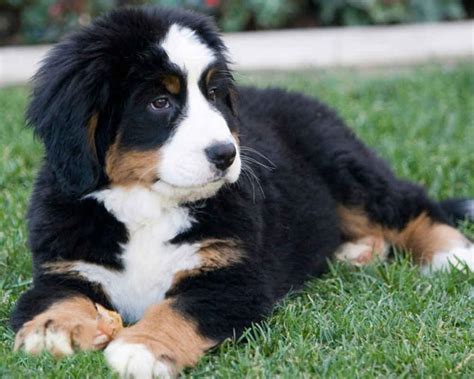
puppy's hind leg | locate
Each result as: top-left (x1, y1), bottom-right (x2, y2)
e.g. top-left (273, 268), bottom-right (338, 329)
top-left (337, 204), bottom-right (474, 273)
top-left (335, 235), bottom-right (389, 266)
top-left (388, 212), bottom-right (474, 273)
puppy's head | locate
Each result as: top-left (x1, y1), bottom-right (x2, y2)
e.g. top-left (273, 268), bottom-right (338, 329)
top-left (28, 7), bottom-right (240, 202)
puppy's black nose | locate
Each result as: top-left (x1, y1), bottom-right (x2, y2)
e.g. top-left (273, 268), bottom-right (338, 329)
top-left (205, 143), bottom-right (236, 171)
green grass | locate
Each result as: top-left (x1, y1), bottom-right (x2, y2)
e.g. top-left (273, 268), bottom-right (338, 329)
top-left (1, 62), bottom-right (473, 378)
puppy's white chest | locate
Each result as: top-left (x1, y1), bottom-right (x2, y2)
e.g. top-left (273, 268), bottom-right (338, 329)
top-left (112, 224), bottom-right (200, 323)
top-left (76, 187), bottom-right (201, 323)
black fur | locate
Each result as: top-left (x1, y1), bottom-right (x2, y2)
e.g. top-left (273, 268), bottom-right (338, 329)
top-left (11, 6), bottom-right (472, 358)
top-left (440, 199), bottom-right (474, 224)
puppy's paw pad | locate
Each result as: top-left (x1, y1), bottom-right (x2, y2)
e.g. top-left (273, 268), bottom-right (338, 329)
top-left (422, 244), bottom-right (474, 273)
top-left (44, 325), bottom-right (75, 356)
top-left (335, 237), bottom-right (388, 266)
top-left (14, 315), bottom-right (110, 356)
top-left (105, 340), bottom-right (174, 379)
top-left (15, 320), bottom-right (74, 357)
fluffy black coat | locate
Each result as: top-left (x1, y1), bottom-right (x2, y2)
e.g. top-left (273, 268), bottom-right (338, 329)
top-left (11, 6), bottom-right (473, 352)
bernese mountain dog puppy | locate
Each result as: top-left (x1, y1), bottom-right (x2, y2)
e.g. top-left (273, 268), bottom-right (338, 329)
top-left (11, 6), bottom-right (473, 378)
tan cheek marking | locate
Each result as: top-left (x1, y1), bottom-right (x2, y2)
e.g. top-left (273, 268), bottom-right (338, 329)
top-left (172, 239), bottom-right (242, 285)
top-left (116, 300), bottom-right (215, 371)
top-left (163, 75), bottom-right (180, 95)
top-left (14, 297), bottom-right (122, 355)
top-left (105, 138), bottom-right (161, 186)
top-left (337, 206), bottom-right (468, 264)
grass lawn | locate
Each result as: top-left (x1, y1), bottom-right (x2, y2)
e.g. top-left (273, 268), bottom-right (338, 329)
top-left (1, 61), bottom-right (473, 378)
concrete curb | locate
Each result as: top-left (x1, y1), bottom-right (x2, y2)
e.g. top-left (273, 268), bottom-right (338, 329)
top-left (1, 21), bottom-right (473, 86)
top-left (225, 21), bottom-right (474, 70)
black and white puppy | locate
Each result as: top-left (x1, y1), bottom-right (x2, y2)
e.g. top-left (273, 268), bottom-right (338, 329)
top-left (11, 6), bottom-right (474, 378)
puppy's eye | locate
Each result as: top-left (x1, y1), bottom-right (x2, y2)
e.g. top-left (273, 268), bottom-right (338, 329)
top-left (150, 97), bottom-right (170, 110)
top-left (208, 88), bottom-right (217, 102)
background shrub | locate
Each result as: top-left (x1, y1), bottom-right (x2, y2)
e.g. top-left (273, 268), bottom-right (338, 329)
top-left (315, 0), bottom-right (466, 26)
top-left (0, 0), bottom-right (470, 46)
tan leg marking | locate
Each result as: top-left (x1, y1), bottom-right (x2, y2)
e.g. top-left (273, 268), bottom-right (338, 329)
top-left (389, 212), bottom-right (467, 263)
top-left (337, 206), bottom-right (384, 240)
top-left (105, 300), bottom-right (215, 378)
top-left (338, 207), bottom-right (470, 266)
top-left (172, 239), bottom-right (242, 285)
top-left (14, 297), bottom-right (122, 357)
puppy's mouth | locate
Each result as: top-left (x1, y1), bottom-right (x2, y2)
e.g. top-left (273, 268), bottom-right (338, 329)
top-left (157, 176), bottom-right (224, 190)
top-left (154, 168), bottom-right (232, 190)
top-left (151, 159), bottom-right (241, 202)
top-left (151, 175), bottom-right (227, 203)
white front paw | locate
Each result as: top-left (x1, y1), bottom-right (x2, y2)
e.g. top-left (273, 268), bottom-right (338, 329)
top-left (104, 340), bottom-right (174, 379)
top-left (422, 243), bottom-right (474, 274)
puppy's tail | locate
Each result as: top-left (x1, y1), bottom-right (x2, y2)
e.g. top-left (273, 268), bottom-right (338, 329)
top-left (440, 198), bottom-right (474, 224)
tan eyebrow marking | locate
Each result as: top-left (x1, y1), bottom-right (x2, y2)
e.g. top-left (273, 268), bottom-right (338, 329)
top-left (205, 68), bottom-right (217, 86)
top-left (162, 75), bottom-right (181, 95)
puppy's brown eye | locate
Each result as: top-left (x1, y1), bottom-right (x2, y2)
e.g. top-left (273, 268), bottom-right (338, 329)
top-left (208, 88), bottom-right (217, 102)
top-left (150, 97), bottom-right (170, 110)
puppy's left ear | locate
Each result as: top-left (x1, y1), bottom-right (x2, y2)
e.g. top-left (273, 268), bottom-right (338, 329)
top-left (27, 39), bottom-right (110, 196)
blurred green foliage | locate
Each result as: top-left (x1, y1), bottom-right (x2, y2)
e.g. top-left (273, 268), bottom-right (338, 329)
top-left (0, 0), bottom-right (469, 45)
top-left (315, 0), bottom-right (466, 26)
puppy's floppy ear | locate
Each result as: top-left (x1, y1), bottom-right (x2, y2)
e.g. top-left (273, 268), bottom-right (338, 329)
top-left (27, 39), bottom-right (110, 196)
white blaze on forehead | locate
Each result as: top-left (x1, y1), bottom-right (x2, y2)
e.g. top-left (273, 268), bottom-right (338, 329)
top-left (161, 24), bottom-right (216, 79)
top-left (156, 23), bottom-right (241, 192)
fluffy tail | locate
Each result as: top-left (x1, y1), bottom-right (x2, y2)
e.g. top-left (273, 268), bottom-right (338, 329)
top-left (440, 198), bottom-right (474, 224)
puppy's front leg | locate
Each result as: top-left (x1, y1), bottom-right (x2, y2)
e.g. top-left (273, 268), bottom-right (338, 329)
top-left (14, 294), bottom-right (122, 357)
top-left (106, 263), bottom-right (272, 378)
top-left (105, 300), bottom-right (214, 378)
